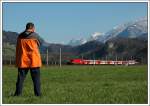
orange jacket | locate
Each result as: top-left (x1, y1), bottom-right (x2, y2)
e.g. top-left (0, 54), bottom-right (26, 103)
top-left (16, 31), bottom-right (42, 68)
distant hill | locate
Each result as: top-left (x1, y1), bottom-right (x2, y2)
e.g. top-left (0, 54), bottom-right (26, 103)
top-left (105, 37), bottom-right (147, 62)
top-left (70, 37), bottom-right (147, 63)
top-left (2, 31), bottom-right (18, 45)
top-left (2, 31), bottom-right (18, 58)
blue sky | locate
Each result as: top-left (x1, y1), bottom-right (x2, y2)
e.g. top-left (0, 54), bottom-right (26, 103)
top-left (3, 2), bottom-right (147, 44)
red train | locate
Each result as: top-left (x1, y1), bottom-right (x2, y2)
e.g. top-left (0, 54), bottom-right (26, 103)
top-left (69, 59), bottom-right (138, 65)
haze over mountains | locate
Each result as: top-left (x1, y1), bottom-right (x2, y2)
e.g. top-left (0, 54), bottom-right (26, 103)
top-left (2, 16), bottom-right (148, 64)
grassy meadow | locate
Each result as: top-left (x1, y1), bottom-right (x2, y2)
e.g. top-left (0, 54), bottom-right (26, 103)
top-left (2, 65), bottom-right (148, 104)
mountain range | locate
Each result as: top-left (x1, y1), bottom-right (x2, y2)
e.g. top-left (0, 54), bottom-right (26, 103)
top-left (2, 17), bottom-right (148, 64)
top-left (68, 17), bottom-right (147, 46)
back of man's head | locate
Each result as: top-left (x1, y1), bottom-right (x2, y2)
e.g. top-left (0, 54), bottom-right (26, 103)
top-left (26, 22), bottom-right (34, 30)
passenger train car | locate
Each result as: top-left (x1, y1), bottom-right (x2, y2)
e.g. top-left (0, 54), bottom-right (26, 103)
top-left (69, 59), bottom-right (138, 65)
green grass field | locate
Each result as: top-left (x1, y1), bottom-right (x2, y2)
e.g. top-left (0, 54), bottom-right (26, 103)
top-left (2, 65), bottom-right (148, 104)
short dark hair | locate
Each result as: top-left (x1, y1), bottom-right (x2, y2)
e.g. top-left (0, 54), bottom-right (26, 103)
top-left (26, 22), bottom-right (34, 30)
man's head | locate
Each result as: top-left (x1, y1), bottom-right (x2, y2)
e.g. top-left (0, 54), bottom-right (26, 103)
top-left (26, 22), bottom-right (35, 32)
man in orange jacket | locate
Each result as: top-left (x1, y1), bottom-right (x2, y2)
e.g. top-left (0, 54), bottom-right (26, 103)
top-left (14, 22), bottom-right (42, 96)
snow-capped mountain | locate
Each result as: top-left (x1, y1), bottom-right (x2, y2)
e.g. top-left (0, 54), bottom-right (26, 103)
top-left (68, 16), bottom-right (147, 46)
top-left (68, 38), bottom-right (87, 46)
top-left (98, 17), bottom-right (148, 42)
top-left (68, 32), bottom-right (103, 46)
top-left (117, 17), bottom-right (147, 38)
top-left (88, 32), bottom-right (104, 41)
